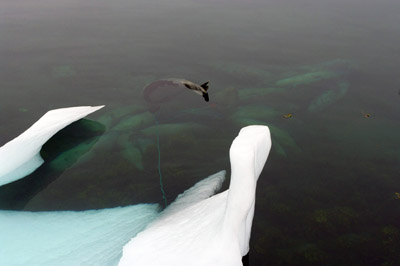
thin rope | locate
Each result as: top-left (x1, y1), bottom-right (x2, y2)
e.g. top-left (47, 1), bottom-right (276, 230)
top-left (154, 115), bottom-right (167, 207)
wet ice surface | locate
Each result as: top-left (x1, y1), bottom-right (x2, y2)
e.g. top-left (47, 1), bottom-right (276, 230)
top-left (0, 204), bottom-right (158, 266)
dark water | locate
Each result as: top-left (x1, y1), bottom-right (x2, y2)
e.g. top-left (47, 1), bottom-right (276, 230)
top-left (1, 0), bottom-right (400, 265)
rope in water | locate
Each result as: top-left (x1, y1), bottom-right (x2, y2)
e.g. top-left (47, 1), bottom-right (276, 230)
top-left (153, 105), bottom-right (218, 207)
top-left (154, 115), bottom-right (167, 208)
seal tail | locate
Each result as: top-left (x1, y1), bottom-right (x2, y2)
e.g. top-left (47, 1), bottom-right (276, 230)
top-left (200, 81), bottom-right (209, 91)
top-left (202, 92), bottom-right (209, 102)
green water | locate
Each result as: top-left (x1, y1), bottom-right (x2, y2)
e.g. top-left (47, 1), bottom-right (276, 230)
top-left (1, 0), bottom-right (400, 265)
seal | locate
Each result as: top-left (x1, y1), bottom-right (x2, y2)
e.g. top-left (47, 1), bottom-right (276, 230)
top-left (181, 80), bottom-right (210, 102)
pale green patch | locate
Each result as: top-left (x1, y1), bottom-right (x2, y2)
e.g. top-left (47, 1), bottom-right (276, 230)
top-left (229, 114), bottom-right (300, 156)
top-left (49, 139), bottom-right (98, 171)
top-left (308, 82), bottom-right (349, 112)
top-left (275, 71), bottom-right (337, 87)
top-left (117, 134), bottom-right (144, 170)
top-left (273, 141), bottom-right (287, 157)
top-left (302, 59), bottom-right (356, 73)
top-left (112, 112), bottom-right (155, 132)
top-left (269, 124), bottom-right (301, 154)
top-left (97, 105), bottom-right (147, 129)
top-left (135, 138), bottom-right (154, 153)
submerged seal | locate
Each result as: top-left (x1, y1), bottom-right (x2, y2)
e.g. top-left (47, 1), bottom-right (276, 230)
top-left (143, 79), bottom-right (210, 104)
top-left (180, 80), bottom-right (210, 102)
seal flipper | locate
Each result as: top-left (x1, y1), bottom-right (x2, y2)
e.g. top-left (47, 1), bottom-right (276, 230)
top-left (203, 92), bottom-right (209, 102)
top-left (200, 82), bottom-right (209, 91)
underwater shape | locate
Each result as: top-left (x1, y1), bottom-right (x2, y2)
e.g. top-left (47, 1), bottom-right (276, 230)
top-left (0, 119), bottom-right (105, 210)
top-left (230, 110), bottom-right (300, 157)
top-left (275, 70), bottom-right (337, 87)
top-left (0, 204), bottom-right (159, 266)
top-left (143, 79), bottom-right (209, 113)
top-left (307, 81), bottom-right (349, 112)
top-left (119, 125), bottom-right (272, 266)
top-left (0, 106), bottom-right (104, 186)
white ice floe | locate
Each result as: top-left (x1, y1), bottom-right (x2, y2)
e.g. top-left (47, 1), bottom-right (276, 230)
top-left (119, 125), bottom-right (271, 266)
top-left (0, 109), bottom-right (271, 266)
top-left (0, 204), bottom-right (159, 266)
top-left (0, 106), bottom-right (104, 186)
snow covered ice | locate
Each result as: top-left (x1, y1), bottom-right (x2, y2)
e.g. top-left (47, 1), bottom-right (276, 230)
top-left (0, 106), bottom-right (104, 186)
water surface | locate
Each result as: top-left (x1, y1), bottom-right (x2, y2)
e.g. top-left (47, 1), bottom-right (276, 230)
top-left (1, 0), bottom-right (400, 265)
